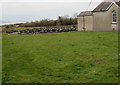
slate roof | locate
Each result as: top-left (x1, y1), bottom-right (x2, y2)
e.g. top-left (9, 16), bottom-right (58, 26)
top-left (77, 11), bottom-right (93, 17)
top-left (78, 1), bottom-right (120, 17)
top-left (93, 1), bottom-right (120, 12)
top-left (92, 2), bottom-right (112, 12)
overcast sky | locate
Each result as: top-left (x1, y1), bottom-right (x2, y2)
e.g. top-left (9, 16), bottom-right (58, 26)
top-left (0, 0), bottom-right (104, 24)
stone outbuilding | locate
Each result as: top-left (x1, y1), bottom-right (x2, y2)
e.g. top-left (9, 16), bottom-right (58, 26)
top-left (77, 0), bottom-right (120, 31)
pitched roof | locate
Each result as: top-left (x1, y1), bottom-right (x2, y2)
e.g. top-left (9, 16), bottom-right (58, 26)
top-left (93, 2), bottom-right (112, 12)
top-left (78, 1), bottom-right (120, 17)
top-left (93, 1), bottom-right (120, 12)
top-left (77, 11), bottom-right (93, 17)
top-left (115, 2), bottom-right (120, 7)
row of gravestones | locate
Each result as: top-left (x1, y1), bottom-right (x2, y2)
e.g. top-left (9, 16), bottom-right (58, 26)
top-left (11, 26), bottom-right (77, 34)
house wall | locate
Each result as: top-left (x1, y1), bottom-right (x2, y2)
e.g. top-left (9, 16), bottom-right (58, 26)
top-left (78, 16), bottom-right (93, 31)
top-left (77, 17), bottom-right (83, 31)
top-left (84, 16), bottom-right (93, 31)
top-left (93, 4), bottom-right (119, 31)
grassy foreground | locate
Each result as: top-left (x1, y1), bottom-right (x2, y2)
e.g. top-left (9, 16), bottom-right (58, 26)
top-left (2, 32), bottom-right (118, 83)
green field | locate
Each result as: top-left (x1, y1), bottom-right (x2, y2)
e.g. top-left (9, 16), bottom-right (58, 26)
top-left (2, 32), bottom-right (118, 83)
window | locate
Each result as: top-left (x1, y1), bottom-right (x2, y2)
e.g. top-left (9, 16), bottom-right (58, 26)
top-left (112, 11), bottom-right (117, 23)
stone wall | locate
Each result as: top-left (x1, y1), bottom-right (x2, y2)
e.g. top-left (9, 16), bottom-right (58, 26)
top-left (11, 25), bottom-right (77, 34)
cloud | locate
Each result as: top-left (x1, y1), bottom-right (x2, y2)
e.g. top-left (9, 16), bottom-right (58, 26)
top-left (1, 0), bottom-right (103, 2)
top-left (2, 1), bottom-right (103, 22)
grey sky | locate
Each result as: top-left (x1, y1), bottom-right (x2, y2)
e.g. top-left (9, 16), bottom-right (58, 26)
top-left (1, 0), bottom-right (104, 24)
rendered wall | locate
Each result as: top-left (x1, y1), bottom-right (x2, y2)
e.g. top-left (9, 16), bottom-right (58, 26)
top-left (77, 16), bottom-right (93, 31)
top-left (77, 17), bottom-right (83, 31)
top-left (93, 4), bottom-right (119, 31)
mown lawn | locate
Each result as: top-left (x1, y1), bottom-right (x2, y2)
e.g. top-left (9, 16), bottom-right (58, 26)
top-left (2, 32), bottom-right (118, 83)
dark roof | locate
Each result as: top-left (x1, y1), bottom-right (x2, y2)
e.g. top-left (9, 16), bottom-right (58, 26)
top-left (78, 1), bottom-right (120, 17)
top-left (93, 2), bottom-right (112, 12)
top-left (115, 2), bottom-right (120, 7)
top-left (77, 11), bottom-right (93, 17)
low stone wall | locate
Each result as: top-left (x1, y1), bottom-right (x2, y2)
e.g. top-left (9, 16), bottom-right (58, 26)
top-left (11, 25), bottom-right (77, 34)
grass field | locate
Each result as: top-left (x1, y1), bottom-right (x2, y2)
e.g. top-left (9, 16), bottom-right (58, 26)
top-left (2, 32), bottom-right (118, 83)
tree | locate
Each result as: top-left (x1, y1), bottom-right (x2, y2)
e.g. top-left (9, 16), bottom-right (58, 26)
top-left (72, 13), bottom-right (78, 18)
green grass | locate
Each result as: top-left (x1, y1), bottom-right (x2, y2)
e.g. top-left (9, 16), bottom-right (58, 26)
top-left (2, 32), bottom-right (118, 83)
top-left (0, 33), bottom-right (2, 84)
